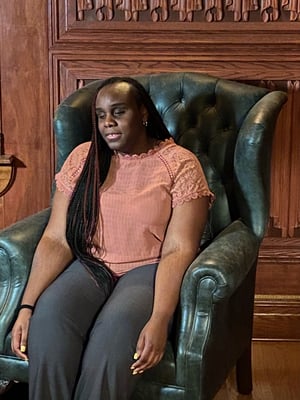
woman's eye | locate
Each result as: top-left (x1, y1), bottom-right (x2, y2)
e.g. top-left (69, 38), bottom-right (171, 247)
top-left (113, 109), bottom-right (125, 117)
top-left (97, 113), bottom-right (105, 120)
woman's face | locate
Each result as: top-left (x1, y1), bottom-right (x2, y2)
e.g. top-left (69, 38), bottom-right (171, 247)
top-left (95, 82), bottom-right (149, 154)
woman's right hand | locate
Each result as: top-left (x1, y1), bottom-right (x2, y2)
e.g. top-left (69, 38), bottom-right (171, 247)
top-left (11, 309), bottom-right (32, 361)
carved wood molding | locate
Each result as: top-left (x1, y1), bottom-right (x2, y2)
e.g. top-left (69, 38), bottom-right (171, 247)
top-left (76, 0), bottom-right (300, 22)
top-left (51, 0), bottom-right (300, 47)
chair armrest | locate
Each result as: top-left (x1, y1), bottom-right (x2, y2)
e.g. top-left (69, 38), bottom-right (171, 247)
top-left (0, 209), bottom-right (50, 351)
top-left (182, 219), bottom-right (259, 303)
top-left (175, 220), bottom-right (259, 383)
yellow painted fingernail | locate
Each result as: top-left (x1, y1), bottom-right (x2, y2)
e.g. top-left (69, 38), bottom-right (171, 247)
top-left (132, 370), bottom-right (138, 375)
top-left (133, 352), bottom-right (139, 360)
top-left (20, 345), bottom-right (26, 353)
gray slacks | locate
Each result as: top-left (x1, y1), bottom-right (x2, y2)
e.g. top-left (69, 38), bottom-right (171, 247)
top-left (28, 260), bottom-right (158, 400)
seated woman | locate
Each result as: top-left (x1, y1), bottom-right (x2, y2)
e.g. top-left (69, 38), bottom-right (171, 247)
top-left (11, 76), bottom-right (214, 400)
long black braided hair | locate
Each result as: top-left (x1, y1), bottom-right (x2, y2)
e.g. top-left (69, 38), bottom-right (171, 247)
top-left (66, 77), bottom-right (172, 295)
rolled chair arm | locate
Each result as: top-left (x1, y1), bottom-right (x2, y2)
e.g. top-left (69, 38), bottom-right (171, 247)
top-left (175, 220), bottom-right (259, 385)
top-left (0, 208), bottom-right (50, 351)
top-left (182, 219), bottom-right (259, 301)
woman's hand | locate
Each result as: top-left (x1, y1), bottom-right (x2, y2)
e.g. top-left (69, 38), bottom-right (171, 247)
top-left (11, 309), bottom-right (32, 361)
top-left (130, 317), bottom-right (168, 375)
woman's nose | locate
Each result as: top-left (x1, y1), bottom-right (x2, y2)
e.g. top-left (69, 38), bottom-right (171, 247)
top-left (104, 115), bottom-right (116, 127)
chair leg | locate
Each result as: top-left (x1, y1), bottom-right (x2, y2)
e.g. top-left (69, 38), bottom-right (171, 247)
top-left (236, 342), bottom-right (253, 395)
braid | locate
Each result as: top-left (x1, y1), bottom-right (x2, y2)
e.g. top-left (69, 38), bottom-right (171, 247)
top-left (66, 92), bottom-right (114, 295)
top-left (66, 76), bottom-right (171, 294)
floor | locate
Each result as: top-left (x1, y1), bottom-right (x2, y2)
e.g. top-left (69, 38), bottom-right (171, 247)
top-left (214, 341), bottom-right (300, 400)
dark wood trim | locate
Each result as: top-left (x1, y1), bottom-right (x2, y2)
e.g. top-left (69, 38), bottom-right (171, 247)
top-left (254, 238), bottom-right (300, 340)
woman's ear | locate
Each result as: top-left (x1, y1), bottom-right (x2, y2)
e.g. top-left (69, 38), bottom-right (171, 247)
top-left (141, 105), bottom-right (149, 123)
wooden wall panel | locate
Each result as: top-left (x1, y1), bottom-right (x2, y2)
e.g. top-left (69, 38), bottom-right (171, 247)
top-left (256, 236), bottom-right (300, 339)
top-left (289, 87), bottom-right (300, 237)
top-left (0, 1), bottom-right (52, 228)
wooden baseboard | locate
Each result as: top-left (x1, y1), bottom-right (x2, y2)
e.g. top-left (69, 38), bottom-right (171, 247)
top-left (253, 237), bottom-right (300, 340)
top-left (253, 295), bottom-right (300, 340)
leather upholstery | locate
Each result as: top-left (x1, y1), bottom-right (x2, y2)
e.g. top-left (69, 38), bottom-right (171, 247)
top-left (0, 72), bottom-right (287, 399)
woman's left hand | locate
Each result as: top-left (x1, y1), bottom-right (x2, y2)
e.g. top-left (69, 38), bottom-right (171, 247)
top-left (130, 317), bottom-right (168, 375)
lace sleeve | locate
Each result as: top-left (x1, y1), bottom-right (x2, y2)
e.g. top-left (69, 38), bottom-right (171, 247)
top-left (55, 142), bottom-right (91, 197)
top-left (171, 152), bottom-right (214, 208)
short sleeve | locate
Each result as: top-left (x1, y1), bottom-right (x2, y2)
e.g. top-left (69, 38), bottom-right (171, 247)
top-left (55, 142), bottom-right (91, 197)
top-left (170, 150), bottom-right (214, 208)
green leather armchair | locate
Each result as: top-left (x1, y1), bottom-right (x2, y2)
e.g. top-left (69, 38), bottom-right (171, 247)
top-left (0, 72), bottom-right (287, 399)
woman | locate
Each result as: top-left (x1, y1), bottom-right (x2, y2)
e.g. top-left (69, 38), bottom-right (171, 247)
top-left (11, 77), bottom-right (213, 399)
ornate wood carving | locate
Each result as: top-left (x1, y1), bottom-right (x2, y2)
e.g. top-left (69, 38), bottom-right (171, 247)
top-left (150, 0), bottom-right (169, 21)
top-left (282, 0), bottom-right (300, 21)
top-left (260, 0), bottom-right (280, 22)
top-left (226, 0), bottom-right (258, 21)
top-left (95, 0), bottom-right (114, 21)
top-left (75, 0), bottom-right (300, 21)
top-left (170, 0), bottom-right (202, 22)
top-left (204, 0), bottom-right (223, 21)
top-left (117, 0), bottom-right (148, 21)
top-left (77, 0), bottom-right (94, 20)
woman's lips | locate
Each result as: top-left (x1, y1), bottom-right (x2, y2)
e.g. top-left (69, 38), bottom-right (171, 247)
top-left (106, 133), bottom-right (121, 141)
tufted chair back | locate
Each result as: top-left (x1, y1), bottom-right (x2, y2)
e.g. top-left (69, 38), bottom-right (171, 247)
top-left (54, 72), bottom-right (285, 246)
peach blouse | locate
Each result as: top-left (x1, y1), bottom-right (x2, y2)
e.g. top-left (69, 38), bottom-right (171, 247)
top-left (55, 138), bottom-right (213, 276)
